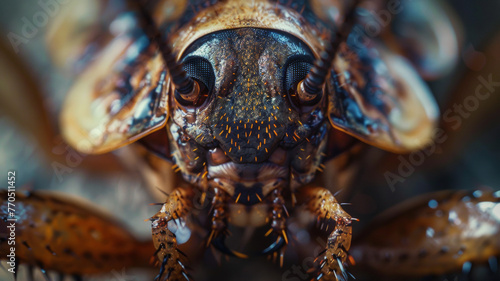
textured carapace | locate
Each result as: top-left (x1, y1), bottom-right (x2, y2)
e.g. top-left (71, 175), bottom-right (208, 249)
top-left (41, 0), bottom-right (467, 280)
top-left (168, 27), bottom-right (329, 205)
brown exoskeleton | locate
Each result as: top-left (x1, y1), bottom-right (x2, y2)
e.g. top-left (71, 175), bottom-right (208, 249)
top-left (1, 0), bottom-right (499, 281)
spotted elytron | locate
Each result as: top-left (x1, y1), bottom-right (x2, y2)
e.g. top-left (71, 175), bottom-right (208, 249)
top-left (2, 0), bottom-right (499, 281)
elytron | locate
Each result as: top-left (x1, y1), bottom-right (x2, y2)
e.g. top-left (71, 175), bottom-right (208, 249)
top-left (1, 0), bottom-right (499, 281)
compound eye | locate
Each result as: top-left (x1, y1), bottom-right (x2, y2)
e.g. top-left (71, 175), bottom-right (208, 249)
top-left (175, 57), bottom-right (214, 107)
top-left (284, 57), bottom-right (321, 108)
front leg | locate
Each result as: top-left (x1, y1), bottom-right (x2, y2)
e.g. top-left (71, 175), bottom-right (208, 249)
top-left (150, 187), bottom-right (194, 281)
top-left (298, 186), bottom-right (353, 281)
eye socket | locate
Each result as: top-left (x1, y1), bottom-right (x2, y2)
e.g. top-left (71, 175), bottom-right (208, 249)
top-left (284, 57), bottom-right (321, 107)
top-left (175, 57), bottom-right (214, 107)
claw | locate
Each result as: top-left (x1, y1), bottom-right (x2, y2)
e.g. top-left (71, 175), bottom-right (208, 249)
top-left (261, 236), bottom-right (286, 256)
top-left (154, 255), bottom-right (169, 281)
top-left (336, 257), bottom-right (348, 281)
top-left (181, 271), bottom-right (192, 281)
top-left (332, 270), bottom-right (339, 281)
top-left (211, 235), bottom-right (248, 259)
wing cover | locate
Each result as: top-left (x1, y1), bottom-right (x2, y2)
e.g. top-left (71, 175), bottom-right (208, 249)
top-left (327, 28), bottom-right (439, 152)
top-left (60, 22), bottom-right (169, 154)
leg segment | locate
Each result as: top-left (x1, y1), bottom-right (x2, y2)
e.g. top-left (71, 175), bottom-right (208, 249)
top-left (270, 188), bottom-right (288, 240)
top-left (150, 188), bottom-right (194, 281)
top-left (350, 189), bottom-right (500, 277)
top-left (297, 187), bottom-right (353, 281)
top-left (209, 187), bottom-right (248, 259)
top-left (0, 190), bottom-right (153, 278)
top-left (208, 187), bottom-right (227, 246)
top-left (262, 188), bottom-right (288, 265)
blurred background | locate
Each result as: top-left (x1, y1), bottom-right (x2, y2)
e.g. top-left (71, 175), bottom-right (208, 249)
top-left (0, 0), bottom-right (500, 280)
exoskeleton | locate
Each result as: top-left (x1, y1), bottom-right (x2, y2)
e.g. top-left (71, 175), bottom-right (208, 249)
top-left (1, 0), bottom-right (499, 281)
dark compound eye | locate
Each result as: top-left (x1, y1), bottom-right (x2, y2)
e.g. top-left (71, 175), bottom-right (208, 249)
top-left (284, 56), bottom-right (321, 108)
top-left (175, 57), bottom-right (215, 107)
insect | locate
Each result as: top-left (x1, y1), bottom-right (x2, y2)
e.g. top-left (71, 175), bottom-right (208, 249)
top-left (1, 0), bottom-right (499, 280)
